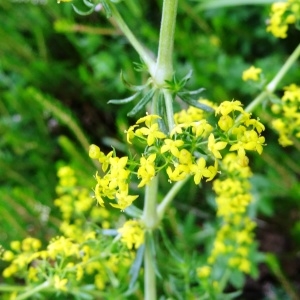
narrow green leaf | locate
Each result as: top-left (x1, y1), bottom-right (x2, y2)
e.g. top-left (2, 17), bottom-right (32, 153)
top-left (82, 0), bottom-right (94, 8)
top-left (160, 228), bottom-right (183, 263)
top-left (120, 71), bottom-right (151, 92)
top-left (108, 92), bottom-right (140, 105)
top-left (100, 0), bottom-right (112, 18)
top-left (127, 89), bottom-right (156, 117)
top-left (72, 3), bottom-right (94, 16)
top-left (180, 94), bottom-right (214, 112)
top-left (128, 244), bottom-right (145, 289)
top-left (179, 87), bottom-right (205, 96)
top-left (179, 69), bottom-right (193, 87)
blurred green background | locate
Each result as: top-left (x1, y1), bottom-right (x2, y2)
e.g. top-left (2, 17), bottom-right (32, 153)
top-left (0, 0), bottom-right (300, 298)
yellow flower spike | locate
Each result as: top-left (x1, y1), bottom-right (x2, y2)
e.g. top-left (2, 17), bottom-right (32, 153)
top-left (242, 66), bottom-right (262, 81)
top-left (208, 133), bottom-right (227, 159)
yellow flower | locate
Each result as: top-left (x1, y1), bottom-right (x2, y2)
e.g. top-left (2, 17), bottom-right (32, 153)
top-left (110, 191), bottom-right (138, 211)
top-left (161, 139), bottom-right (184, 157)
top-left (215, 100), bottom-right (244, 116)
top-left (207, 133), bottom-right (227, 159)
top-left (190, 157), bottom-right (212, 185)
top-left (53, 275), bottom-right (68, 291)
top-left (166, 164), bottom-right (190, 182)
top-left (136, 123), bottom-right (166, 146)
top-left (137, 154), bottom-right (157, 187)
top-left (242, 66), bottom-right (262, 81)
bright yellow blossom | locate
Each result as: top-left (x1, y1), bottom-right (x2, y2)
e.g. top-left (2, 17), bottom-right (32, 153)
top-left (242, 66), bottom-right (262, 81)
top-left (207, 133), bottom-right (227, 159)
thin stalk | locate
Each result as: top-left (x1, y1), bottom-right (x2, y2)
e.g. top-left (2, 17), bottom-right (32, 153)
top-left (244, 43), bottom-right (300, 114)
top-left (109, 4), bottom-right (156, 76)
top-left (157, 176), bottom-right (190, 223)
top-left (16, 281), bottom-right (50, 300)
top-left (266, 43), bottom-right (300, 93)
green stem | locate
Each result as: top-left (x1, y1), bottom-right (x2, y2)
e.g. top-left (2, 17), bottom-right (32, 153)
top-left (163, 89), bottom-right (175, 132)
top-left (109, 4), bottom-right (156, 76)
top-left (141, 1), bottom-right (179, 299)
top-left (154, 0), bottom-right (178, 86)
top-left (244, 43), bottom-right (300, 114)
top-left (266, 43), bottom-right (300, 93)
top-left (142, 176), bottom-right (158, 300)
top-left (157, 176), bottom-right (190, 223)
top-left (142, 175), bottom-right (158, 230)
top-left (16, 281), bottom-right (50, 300)
top-left (144, 232), bottom-right (157, 300)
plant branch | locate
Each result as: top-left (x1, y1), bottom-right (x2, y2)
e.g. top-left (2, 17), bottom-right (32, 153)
top-left (109, 3), bottom-right (156, 76)
top-left (157, 176), bottom-right (190, 223)
top-left (244, 43), bottom-right (300, 114)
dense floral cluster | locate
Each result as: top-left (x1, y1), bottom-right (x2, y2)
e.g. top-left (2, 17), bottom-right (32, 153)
top-left (90, 100), bottom-right (265, 211)
top-left (0, 166), bottom-right (135, 298)
top-left (197, 153), bottom-right (257, 292)
top-left (271, 84), bottom-right (300, 146)
top-left (266, 0), bottom-right (300, 38)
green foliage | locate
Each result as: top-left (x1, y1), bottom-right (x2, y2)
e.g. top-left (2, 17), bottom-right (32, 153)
top-left (1, 0), bottom-right (300, 299)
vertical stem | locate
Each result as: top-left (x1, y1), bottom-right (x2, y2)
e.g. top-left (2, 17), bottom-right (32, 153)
top-left (142, 175), bottom-right (158, 300)
top-left (142, 175), bottom-right (158, 229)
top-left (154, 0), bottom-right (178, 86)
top-left (142, 1), bottom-right (179, 299)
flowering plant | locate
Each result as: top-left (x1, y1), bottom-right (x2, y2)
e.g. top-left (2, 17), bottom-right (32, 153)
top-left (1, 0), bottom-right (300, 299)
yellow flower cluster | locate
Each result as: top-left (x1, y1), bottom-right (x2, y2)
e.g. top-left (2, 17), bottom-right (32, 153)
top-left (266, 0), bottom-right (300, 38)
top-left (1, 166), bottom-right (135, 297)
top-left (197, 153), bottom-right (256, 287)
top-left (271, 84), bottom-right (300, 146)
top-left (89, 146), bottom-right (139, 210)
top-left (90, 100), bottom-right (265, 211)
top-left (118, 220), bottom-right (144, 249)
